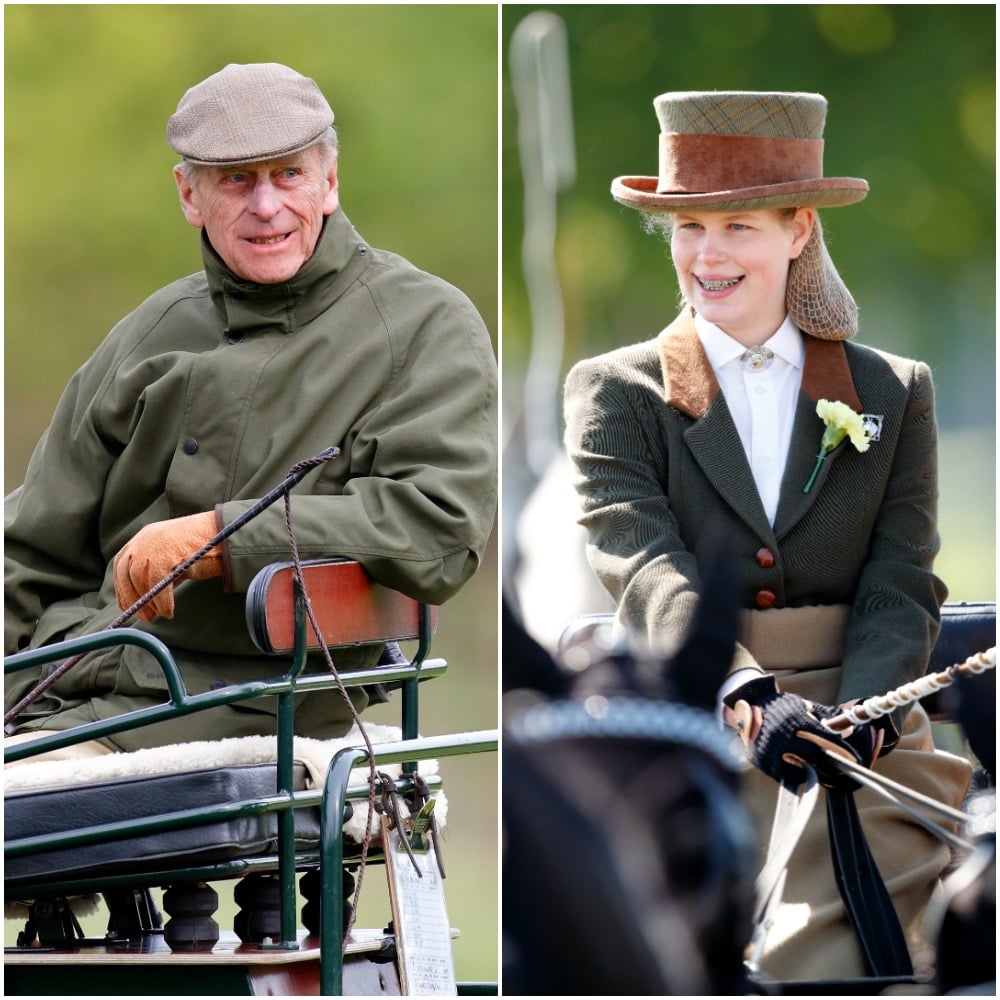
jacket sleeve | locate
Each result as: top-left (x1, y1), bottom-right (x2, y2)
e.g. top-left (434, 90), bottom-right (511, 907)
top-left (837, 360), bottom-right (948, 707)
top-left (217, 285), bottom-right (498, 606)
top-left (4, 339), bottom-right (123, 656)
top-left (563, 354), bottom-right (759, 670)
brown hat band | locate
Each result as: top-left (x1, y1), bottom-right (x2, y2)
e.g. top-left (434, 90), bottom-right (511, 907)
top-left (657, 133), bottom-right (824, 195)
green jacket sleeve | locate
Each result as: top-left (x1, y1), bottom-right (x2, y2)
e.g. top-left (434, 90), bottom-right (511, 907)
top-left (563, 351), bottom-right (760, 667)
top-left (4, 331), bottom-right (126, 655)
top-left (216, 274), bottom-right (498, 606)
top-left (837, 360), bottom-right (947, 706)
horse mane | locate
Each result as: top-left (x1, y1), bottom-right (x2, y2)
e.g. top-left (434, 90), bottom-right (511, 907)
top-left (502, 533), bottom-right (757, 995)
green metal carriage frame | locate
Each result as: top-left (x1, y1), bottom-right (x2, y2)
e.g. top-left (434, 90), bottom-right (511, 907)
top-left (4, 557), bottom-right (499, 995)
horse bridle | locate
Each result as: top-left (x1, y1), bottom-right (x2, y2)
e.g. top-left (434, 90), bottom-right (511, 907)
top-left (505, 694), bottom-right (745, 773)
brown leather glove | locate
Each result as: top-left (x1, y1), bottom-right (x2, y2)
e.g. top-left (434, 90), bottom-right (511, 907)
top-left (113, 511), bottom-right (223, 622)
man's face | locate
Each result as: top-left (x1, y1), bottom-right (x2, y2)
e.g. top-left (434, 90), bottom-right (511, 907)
top-left (174, 145), bottom-right (339, 284)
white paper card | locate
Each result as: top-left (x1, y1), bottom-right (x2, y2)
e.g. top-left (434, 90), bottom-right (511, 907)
top-left (384, 817), bottom-right (457, 995)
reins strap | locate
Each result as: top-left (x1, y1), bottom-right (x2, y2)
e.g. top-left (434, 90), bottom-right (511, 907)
top-left (826, 788), bottom-right (913, 977)
top-left (747, 774), bottom-right (819, 972)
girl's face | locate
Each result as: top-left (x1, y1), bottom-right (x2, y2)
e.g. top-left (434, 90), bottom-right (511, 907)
top-left (670, 207), bottom-right (814, 346)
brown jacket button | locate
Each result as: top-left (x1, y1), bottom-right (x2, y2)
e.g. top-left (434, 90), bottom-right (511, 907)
top-left (755, 589), bottom-right (777, 609)
top-left (756, 547), bottom-right (775, 568)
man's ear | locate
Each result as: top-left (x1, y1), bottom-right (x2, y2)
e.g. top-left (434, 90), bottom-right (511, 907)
top-left (322, 158), bottom-right (339, 216)
top-left (173, 165), bottom-right (205, 229)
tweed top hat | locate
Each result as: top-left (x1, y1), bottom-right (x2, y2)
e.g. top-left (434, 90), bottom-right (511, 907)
top-left (167, 62), bottom-right (334, 166)
top-left (612, 90), bottom-right (868, 212)
top-left (614, 91), bottom-right (865, 341)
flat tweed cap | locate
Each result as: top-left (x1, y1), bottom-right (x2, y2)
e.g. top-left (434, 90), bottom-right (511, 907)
top-left (167, 62), bottom-right (334, 166)
top-left (612, 90), bottom-right (868, 212)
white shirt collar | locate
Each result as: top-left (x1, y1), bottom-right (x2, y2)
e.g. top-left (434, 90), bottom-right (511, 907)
top-left (694, 312), bottom-right (805, 371)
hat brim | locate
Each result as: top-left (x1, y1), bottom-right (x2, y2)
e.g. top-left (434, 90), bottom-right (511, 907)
top-left (175, 131), bottom-right (331, 167)
top-left (611, 175), bottom-right (868, 212)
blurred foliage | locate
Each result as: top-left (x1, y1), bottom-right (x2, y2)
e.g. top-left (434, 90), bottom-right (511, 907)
top-left (502, 4), bottom-right (995, 434)
top-left (502, 4), bottom-right (995, 604)
top-left (4, 4), bottom-right (497, 983)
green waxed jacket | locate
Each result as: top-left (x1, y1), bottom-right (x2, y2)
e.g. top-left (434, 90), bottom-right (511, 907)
top-left (5, 209), bottom-right (498, 749)
top-left (563, 311), bottom-right (947, 710)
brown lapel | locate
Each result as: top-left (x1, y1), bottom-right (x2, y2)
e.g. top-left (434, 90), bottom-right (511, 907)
top-left (657, 313), bottom-right (770, 538)
top-left (658, 310), bottom-right (863, 415)
top-left (800, 337), bottom-right (863, 412)
top-left (776, 338), bottom-right (864, 536)
top-left (656, 312), bottom-right (865, 540)
top-left (658, 311), bottom-right (720, 418)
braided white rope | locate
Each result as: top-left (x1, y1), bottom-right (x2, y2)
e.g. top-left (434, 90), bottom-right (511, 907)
top-left (828, 647), bottom-right (996, 730)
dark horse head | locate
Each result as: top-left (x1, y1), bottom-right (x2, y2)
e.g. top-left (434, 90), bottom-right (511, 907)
top-left (502, 536), bottom-right (758, 996)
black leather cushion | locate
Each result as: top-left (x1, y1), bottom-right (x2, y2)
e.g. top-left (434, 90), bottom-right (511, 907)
top-left (929, 602), bottom-right (996, 674)
top-left (5, 762), bottom-right (321, 888)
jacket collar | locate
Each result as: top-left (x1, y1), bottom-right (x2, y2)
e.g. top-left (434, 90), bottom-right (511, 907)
top-left (657, 310), bottom-right (863, 541)
top-left (658, 310), bottom-right (862, 417)
top-left (204, 209), bottom-right (370, 338)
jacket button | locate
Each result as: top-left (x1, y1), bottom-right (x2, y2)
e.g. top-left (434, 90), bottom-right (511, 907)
top-left (225, 332), bottom-right (244, 345)
top-left (755, 589), bottom-right (777, 609)
top-left (182, 437), bottom-right (199, 455)
top-left (756, 547), bottom-right (775, 568)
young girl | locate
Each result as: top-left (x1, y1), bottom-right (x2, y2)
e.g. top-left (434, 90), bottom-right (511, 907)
top-left (563, 90), bottom-right (971, 981)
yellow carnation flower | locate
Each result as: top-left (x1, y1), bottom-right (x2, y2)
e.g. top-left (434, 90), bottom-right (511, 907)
top-left (804, 399), bottom-right (872, 493)
top-left (815, 399), bottom-right (871, 454)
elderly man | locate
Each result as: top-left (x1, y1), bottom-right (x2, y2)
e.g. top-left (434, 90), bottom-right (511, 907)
top-left (4, 63), bottom-right (498, 753)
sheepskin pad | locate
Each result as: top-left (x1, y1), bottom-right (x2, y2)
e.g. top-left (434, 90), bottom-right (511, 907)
top-left (4, 723), bottom-right (446, 845)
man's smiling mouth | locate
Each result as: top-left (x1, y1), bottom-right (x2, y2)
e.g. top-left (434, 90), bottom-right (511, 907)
top-left (246, 234), bottom-right (290, 245)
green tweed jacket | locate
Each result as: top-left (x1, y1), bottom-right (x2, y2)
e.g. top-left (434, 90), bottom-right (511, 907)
top-left (563, 311), bottom-right (947, 707)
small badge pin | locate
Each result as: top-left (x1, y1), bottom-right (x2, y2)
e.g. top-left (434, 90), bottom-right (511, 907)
top-left (861, 414), bottom-right (883, 442)
top-left (740, 346), bottom-right (774, 372)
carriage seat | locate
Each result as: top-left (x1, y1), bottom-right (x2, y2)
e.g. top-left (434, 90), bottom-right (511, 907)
top-left (4, 559), bottom-right (444, 895)
top-left (3, 724), bottom-right (443, 889)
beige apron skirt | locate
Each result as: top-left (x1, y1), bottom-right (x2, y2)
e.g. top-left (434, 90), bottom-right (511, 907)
top-left (739, 606), bottom-right (972, 982)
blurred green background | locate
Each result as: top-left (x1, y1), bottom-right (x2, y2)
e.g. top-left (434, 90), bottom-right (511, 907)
top-left (4, 3), bottom-right (497, 984)
top-left (503, 5), bottom-right (996, 645)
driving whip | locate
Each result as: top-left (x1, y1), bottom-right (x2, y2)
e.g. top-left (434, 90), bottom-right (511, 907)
top-left (4, 446), bottom-right (340, 730)
top-left (823, 646), bottom-right (996, 733)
